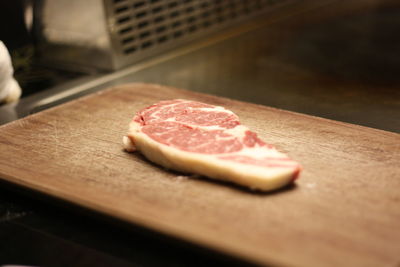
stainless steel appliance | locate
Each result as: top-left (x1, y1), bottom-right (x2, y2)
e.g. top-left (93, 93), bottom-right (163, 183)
top-left (1, 0), bottom-right (399, 133)
top-left (34, 0), bottom-right (295, 71)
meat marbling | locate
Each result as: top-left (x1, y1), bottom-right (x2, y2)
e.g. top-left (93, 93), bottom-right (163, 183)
top-left (123, 99), bottom-right (301, 191)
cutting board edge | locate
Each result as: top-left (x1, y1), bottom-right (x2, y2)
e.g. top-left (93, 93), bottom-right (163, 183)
top-left (0, 170), bottom-right (289, 267)
top-left (1, 82), bottom-right (397, 139)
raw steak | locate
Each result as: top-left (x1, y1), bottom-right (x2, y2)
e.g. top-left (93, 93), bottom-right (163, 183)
top-left (123, 99), bottom-right (301, 191)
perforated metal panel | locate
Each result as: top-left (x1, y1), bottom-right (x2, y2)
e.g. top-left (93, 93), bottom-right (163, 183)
top-left (107, 0), bottom-right (292, 69)
top-left (36, 0), bottom-right (295, 71)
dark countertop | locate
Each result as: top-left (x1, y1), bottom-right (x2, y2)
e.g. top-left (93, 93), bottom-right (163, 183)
top-left (1, 1), bottom-right (399, 266)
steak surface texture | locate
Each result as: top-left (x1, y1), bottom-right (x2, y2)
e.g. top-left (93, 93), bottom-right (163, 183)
top-left (123, 99), bottom-right (301, 191)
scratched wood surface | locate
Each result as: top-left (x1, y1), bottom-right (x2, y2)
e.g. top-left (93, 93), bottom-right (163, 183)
top-left (0, 83), bottom-right (399, 267)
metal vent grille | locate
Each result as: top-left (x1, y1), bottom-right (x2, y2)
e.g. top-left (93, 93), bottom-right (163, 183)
top-left (106, 0), bottom-right (291, 68)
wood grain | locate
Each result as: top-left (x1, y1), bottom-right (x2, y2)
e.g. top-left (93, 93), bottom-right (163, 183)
top-left (0, 83), bottom-right (399, 267)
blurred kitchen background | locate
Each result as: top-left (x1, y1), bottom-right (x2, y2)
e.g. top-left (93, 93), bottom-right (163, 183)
top-left (0, 0), bottom-right (399, 131)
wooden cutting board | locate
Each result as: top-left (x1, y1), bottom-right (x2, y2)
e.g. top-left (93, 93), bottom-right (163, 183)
top-left (0, 83), bottom-right (399, 267)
